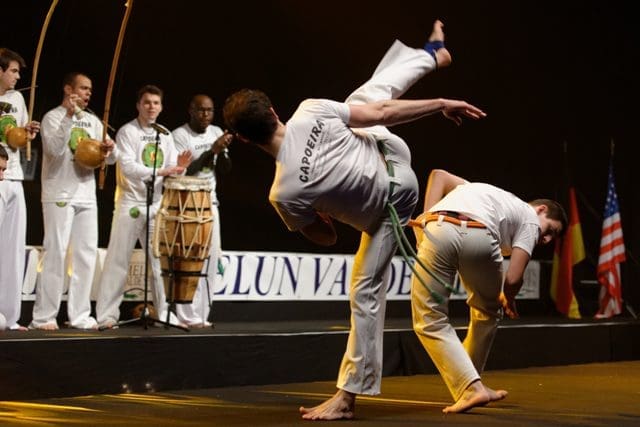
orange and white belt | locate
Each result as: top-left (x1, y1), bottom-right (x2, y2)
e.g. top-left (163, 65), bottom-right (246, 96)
top-left (408, 211), bottom-right (486, 229)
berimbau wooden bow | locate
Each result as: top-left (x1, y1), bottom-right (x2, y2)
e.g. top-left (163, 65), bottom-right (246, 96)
top-left (99, 0), bottom-right (134, 189)
top-left (27, 0), bottom-right (59, 161)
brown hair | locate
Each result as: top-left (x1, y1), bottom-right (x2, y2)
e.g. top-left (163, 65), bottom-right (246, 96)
top-left (62, 72), bottom-right (90, 88)
top-left (0, 144), bottom-right (8, 160)
top-left (0, 48), bottom-right (26, 71)
top-left (223, 89), bottom-right (278, 145)
top-left (137, 85), bottom-right (163, 102)
top-left (530, 199), bottom-right (568, 236)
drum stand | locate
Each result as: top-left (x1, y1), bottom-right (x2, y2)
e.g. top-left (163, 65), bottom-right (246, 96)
top-left (163, 256), bottom-right (213, 327)
top-left (102, 127), bottom-right (188, 332)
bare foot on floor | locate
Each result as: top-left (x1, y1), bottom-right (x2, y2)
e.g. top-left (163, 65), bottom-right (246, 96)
top-left (98, 322), bottom-right (118, 331)
top-left (31, 323), bottom-right (59, 331)
top-left (299, 389), bottom-right (355, 421)
top-left (428, 19), bottom-right (452, 68)
top-left (443, 381), bottom-right (507, 413)
top-left (187, 322), bottom-right (213, 329)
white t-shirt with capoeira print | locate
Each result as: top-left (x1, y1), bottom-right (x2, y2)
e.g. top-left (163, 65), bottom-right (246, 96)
top-left (115, 119), bottom-right (178, 207)
top-left (40, 105), bottom-right (111, 203)
top-left (270, 99), bottom-right (390, 234)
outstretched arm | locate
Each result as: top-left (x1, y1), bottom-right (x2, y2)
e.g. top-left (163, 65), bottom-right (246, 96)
top-left (348, 98), bottom-right (486, 128)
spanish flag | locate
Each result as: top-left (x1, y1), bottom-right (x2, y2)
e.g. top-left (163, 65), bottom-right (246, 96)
top-left (550, 187), bottom-right (585, 318)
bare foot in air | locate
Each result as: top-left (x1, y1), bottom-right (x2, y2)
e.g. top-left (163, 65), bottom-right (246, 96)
top-left (443, 380), bottom-right (507, 413)
top-left (429, 20), bottom-right (452, 68)
top-left (299, 389), bottom-right (355, 421)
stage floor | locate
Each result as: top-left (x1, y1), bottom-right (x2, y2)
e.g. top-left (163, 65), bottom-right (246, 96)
top-left (1, 361), bottom-right (638, 426)
top-left (1, 315), bottom-right (633, 338)
top-left (2, 315), bottom-right (639, 403)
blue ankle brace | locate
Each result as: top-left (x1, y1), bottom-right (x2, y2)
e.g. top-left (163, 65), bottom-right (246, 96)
top-left (423, 40), bottom-right (445, 63)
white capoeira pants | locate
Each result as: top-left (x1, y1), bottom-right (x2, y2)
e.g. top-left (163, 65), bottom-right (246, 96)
top-left (96, 201), bottom-right (174, 325)
top-left (336, 40), bottom-right (435, 395)
top-left (0, 180), bottom-right (26, 329)
top-left (31, 202), bottom-right (98, 329)
top-left (175, 202), bottom-right (222, 326)
top-left (412, 219), bottom-right (504, 400)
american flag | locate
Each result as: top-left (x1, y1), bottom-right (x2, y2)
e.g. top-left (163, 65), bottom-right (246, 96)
top-left (595, 162), bottom-right (626, 318)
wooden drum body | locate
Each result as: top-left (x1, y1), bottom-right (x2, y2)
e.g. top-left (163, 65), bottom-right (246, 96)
top-left (153, 176), bottom-right (213, 303)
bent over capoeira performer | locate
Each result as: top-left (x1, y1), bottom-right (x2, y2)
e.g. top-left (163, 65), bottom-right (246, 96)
top-left (410, 169), bottom-right (567, 413)
top-left (222, 20), bottom-right (486, 420)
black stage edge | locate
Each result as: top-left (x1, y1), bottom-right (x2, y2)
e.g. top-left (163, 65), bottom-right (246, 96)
top-left (1, 301), bottom-right (639, 401)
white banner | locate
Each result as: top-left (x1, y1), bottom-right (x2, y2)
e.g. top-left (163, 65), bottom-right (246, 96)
top-left (213, 251), bottom-right (539, 301)
top-left (22, 247), bottom-right (540, 302)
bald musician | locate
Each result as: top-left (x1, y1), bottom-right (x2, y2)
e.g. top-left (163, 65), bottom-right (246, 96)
top-left (172, 94), bottom-right (232, 328)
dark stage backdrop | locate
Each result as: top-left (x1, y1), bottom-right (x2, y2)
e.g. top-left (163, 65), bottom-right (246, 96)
top-left (3, 1), bottom-right (639, 311)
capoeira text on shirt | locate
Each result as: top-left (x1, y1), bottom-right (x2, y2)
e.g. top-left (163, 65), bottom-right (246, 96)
top-left (72, 119), bottom-right (94, 129)
top-left (298, 119), bottom-right (325, 182)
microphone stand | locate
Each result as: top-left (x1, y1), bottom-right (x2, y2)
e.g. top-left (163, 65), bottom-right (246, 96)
top-left (102, 127), bottom-right (188, 331)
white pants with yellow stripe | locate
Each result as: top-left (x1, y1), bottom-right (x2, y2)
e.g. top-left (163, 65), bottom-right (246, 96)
top-left (412, 219), bottom-right (504, 401)
top-left (336, 39), bottom-right (433, 395)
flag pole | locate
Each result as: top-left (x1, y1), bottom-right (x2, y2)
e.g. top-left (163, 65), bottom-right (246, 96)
top-left (610, 138), bottom-right (637, 319)
top-left (610, 139), bottom-right (614, 158)
top-left (595, 137), bottom-right (628, 318)
top-left (550, 140), bottom-right (584, 318)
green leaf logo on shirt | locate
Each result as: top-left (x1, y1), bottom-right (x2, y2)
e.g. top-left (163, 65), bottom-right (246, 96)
top-left (142, 143), bottom-right (164, 168)
top-left (0, 115), bottom-right (17, 144)
top-left (69, 127), bottom-right (90, 153)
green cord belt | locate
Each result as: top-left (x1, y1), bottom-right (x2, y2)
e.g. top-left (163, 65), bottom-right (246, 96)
top-left (377, 140), bottom-right (456, 304)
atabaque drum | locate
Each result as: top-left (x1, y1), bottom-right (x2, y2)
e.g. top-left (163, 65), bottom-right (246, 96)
top-left (153, 176), bottom-right (213, 303)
